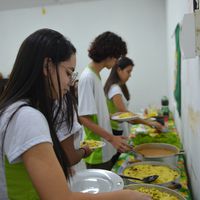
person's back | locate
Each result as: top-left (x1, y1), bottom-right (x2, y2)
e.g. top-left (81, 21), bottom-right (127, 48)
top-left (78, 66), bottom-right (116, 167)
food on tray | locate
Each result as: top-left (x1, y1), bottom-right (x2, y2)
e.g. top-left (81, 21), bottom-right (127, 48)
top-left (80, 140), bottom-right (105, 149)
top-left (117, 112), bottom-right (135, 119)
top-left (137, 148), bottom-right (176, 157)
top-left (123, 164), bottom-right (179, 184)
top-left (111, 112), bottom-right (139, 121)
top-left (135, 187), bottom-right (179, 200)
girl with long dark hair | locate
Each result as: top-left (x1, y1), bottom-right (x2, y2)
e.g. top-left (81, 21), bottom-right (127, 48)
top-left (0, 29), bottom-right (150, 200)
top-left (104, 57), bottom-right (163, 137)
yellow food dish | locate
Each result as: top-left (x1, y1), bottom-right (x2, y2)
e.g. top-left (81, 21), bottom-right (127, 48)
top-left (136, 187), bottom-right (178, 200)
top-left (123, 164), bottom-right (179, 184)
top-left (80, 140), bottom-right (104, 149)
top-left (118, 112), bottom-right (134, 119)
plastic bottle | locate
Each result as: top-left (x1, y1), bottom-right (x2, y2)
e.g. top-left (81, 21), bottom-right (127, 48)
top-left (161, 96), bottom-right (169, 117)
top-left (161, 96), bottom-right (169, 128)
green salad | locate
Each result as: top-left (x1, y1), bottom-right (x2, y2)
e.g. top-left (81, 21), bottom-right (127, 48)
top-left (132, 132), bottom-right (182, 148)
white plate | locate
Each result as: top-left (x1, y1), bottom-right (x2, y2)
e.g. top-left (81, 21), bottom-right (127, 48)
top-left (70, 169), bottom-right (124, 193)
top-left (111, 113), bottom-right (139, 122)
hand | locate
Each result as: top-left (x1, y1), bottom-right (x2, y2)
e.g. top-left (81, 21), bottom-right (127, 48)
top-left (122, 189), bottom-right (152, 200)
top-left (148, 121), bottom-right (165, 132)
top-left (110, 136), bottom-right (132, 153)
top-left (80, 145), bottom-right (92, 158)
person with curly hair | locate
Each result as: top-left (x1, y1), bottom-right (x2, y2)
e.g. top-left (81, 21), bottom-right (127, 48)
top-left (78, 31), bottom-right (132, 170)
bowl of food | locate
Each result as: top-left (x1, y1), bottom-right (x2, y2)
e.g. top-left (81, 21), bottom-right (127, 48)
top-left (133, 143), bottom-right (180, 165)
top-left (122, 161), bottom-right (180, 187)
top-left (125, 183), bottom-right (185, 200)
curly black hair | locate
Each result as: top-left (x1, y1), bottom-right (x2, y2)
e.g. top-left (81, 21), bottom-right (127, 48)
top-left (88, 31), bottom-right (127, 62)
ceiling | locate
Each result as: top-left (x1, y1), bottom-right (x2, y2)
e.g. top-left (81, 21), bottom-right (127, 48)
top-left (0, 0), bottom-right (99, 11)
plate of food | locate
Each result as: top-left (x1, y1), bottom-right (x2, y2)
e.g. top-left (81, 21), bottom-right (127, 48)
top-left (70, 169), bottom-right (124, 193)
top-left (111, 112), bottom-right (139, 122)
top-left (80, 140), bottom-right (106, 150)
top-left (125, 183), bottom-right (185, 200)
top-left (122, 161), bottom-right (180, 186)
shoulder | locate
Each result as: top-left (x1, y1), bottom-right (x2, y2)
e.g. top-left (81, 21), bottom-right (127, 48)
top-left (2, 101), bottom-right (49, 134)
top-left (80, 68), bottom-right (96, 80)
top-left (79, 69), bottom-right (95, 88)
top-left (108, 84), bottom-right (122, 99)
top-left (14, 105), bottom-right (47, 124)
top-left (3, 102), bottom-right (52, 163)
top-left (110, 84), bottom-right (121, 91)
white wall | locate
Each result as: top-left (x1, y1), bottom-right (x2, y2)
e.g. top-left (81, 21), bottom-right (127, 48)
top-left (166, 0), bottom-right (200, 199)
top-left (0, 0), bottom-right (167, 112)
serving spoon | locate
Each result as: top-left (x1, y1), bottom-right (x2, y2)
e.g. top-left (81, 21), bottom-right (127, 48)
top-left (119, 174), bottom-right (159, 183)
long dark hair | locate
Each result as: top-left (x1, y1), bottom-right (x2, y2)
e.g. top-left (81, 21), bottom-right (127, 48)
top-left (104, 56), bottom-right (134, 101)
top-left (0, 28), bottom-right (76, 179)
top-left (0, 78), bottom-right (8, 96)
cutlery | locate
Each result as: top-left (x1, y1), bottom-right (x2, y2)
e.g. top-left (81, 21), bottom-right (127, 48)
top-left (119, 174), bottom-right (159, 183)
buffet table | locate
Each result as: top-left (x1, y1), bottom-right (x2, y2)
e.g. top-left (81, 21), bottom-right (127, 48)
top-left (111, 119), bottom-right (193, 200)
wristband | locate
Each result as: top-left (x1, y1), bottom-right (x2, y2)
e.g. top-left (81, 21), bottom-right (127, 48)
top-left (80, 147), bottom-right (87, 158)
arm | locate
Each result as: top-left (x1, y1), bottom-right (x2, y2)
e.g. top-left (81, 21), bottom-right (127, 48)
top-left (130, 118), bottom-right (164, 131)
top-left (61, 134), bottom-right (91, 166)
top-left (79, 115), bottom-right (131, 153)
top-left (112, 94), bottom-right (129, 112)
top-left (112, 94), bottom-right (164, 131)
top-left (22, 142), bottom-right (70, 200)
top-left (22, 142), bottom-right (151, 200)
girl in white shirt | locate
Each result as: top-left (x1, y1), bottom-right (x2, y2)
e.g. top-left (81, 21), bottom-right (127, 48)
top-left (104, 57), bottom-right (163, 136)
top-left (0, 29), bottom-right (150, 200)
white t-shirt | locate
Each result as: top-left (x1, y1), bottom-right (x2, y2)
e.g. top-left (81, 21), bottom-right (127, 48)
top-left (0, 100), bottom-right (52, 199)
top-left (78, 67), bottom-right (116, 164)
top-left (2, 101), bottom-right (52, 164)
top-left (56, 110), bottom-right (82, 142)
top-left (56, 106), bottom-right (86, 172)
top-left (108, 84), bottom-right (130, 137)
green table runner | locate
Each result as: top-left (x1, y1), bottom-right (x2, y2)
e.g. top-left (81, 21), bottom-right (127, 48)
top-left (112, 153), bottom-right (192, 200)
top-left (111, 119), bottom-right (192, 199)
